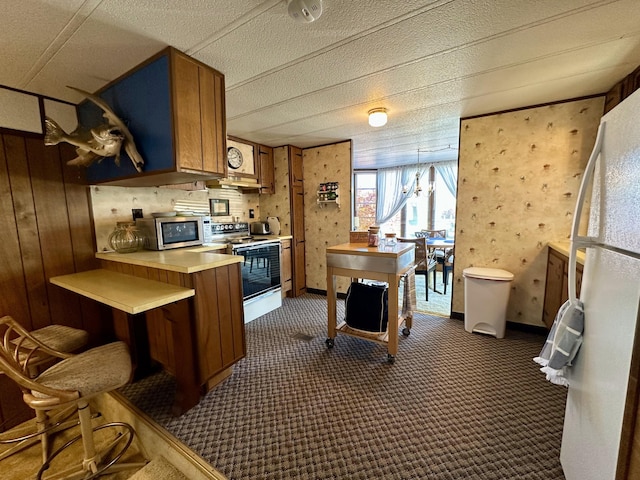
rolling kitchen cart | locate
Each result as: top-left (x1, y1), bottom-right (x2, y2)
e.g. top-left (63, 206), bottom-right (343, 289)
top-left (325, 241), bottom-right (415, 363)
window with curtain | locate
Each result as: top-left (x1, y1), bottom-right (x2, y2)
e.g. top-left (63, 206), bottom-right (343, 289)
top-left (353, 171), bottom-right (376, 231)
top-left (433, 161), bottom-right (457, 238)
top-left (353, 161), bottom-right (457, 237)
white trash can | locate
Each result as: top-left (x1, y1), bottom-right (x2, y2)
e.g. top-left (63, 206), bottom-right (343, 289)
top-left (463, 267), bottom-right (514, 338)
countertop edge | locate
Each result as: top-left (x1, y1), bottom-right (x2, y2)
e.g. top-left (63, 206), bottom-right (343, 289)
top-left (96, 250), bottom-right (242, 273)
top-left (548, 241), bottom-right (586, 265)
top-left (327, 242), bottom-right (414, 257)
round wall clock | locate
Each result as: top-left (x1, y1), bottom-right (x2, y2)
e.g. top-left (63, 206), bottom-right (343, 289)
top-left (227, 147), bottom-right (243, 169)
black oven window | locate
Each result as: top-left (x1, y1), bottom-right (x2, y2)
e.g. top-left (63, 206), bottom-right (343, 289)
top-left (161, 221), bottom-right (199, 245)
top-left (238, 243), bottom-right (281, 299)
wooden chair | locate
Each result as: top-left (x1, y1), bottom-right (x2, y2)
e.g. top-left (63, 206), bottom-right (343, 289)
top-left (0, 315), bottom-right (146, 479)
top-left (398, 237), bottom-right (437, 300)
top-left (442, 247), bottom-right (454, 294)
top-left (0, 322), bottom-right (89, 462)
top-left (415, 230), bottom-right (449, 288)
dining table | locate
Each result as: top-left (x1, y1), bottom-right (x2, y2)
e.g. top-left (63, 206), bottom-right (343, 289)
top-left (425, 237), bottom-right (455, 250)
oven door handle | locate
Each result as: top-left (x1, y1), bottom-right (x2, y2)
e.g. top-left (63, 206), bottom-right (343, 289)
top-left (234, 241), bottom-right (280, 253)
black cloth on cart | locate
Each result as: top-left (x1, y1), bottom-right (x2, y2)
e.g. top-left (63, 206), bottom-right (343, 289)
top-left (345, 282), bottom-right (388, 333)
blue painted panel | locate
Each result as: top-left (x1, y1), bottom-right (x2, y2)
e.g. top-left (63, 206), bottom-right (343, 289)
top-left (77, 55), bottom-right (173, 183)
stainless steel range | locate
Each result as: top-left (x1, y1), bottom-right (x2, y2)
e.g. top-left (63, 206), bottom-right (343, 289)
top-left (210, 222), bottom-right (282, 323)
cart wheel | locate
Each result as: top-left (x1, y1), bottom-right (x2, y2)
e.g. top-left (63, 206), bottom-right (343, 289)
top-left (325, 338), bottom-right (334, 349)
top-left (402, 327), bottom-right (411, 336)
top-left (387, 354), bottom-right (395, 364)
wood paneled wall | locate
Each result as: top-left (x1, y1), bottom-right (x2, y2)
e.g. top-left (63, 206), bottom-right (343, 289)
top-left (0, 128), bottom-right (113, 431)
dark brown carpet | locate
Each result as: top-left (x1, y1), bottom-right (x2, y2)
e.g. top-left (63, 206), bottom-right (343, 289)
top-left (121, 293), bottom-right (566, 480)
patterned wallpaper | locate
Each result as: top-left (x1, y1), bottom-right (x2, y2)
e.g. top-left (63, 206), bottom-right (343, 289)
top-left (453, 97), bottom-right (604, 327)
top-left (302, 141), bottom-right (352, 292)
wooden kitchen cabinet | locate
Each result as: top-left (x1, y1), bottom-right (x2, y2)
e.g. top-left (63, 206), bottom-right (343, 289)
top-left (191, 265), bottom-right (245, 384)
top-left (258, 145), bottom-right (275, 194)
top-left (542, 248), bottom-right (583, 329)
top-left (227, 136), bottom-right (258, 180)
top-left (77, 47), bottom-right (227, 187)
top-left (291, 184), bottom-right (306, 297)
top-left (288, 144), bottom-right (306, 297)
top-left (289, 145), bottom-right (304, 187)
top-left (281, 239), bottom-right (293, 295)
top-left (604, 64), bottom-right (640, 114)
top-left (100, 260), bottom-right (245, 391)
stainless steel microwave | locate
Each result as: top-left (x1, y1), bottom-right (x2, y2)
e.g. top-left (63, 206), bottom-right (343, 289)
top-left (135, 216), bottom-right (207, 250)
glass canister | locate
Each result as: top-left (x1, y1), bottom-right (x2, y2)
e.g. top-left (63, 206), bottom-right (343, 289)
top-left (108, 222), bottom-right (144, 253)
top-left (384, 232), bottom-right (397, 247)
top-left (367, 226), bottom-right (380, 247)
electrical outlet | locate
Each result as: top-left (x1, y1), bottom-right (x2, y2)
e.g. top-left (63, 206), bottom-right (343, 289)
top-left (132, 208), bottom-right (143, 221)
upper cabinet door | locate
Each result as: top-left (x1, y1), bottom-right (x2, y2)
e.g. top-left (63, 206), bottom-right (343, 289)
top-left (172, 51), bottom-right (226, 176)
top-left (258, 145), bottom-right (274, 194)
top-left (198, 61), bottom-right (226, 176)
top-left (172, 53), bottom-right (202, 172)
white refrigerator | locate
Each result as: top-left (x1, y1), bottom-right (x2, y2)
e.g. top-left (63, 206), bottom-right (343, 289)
top-left (560, 89), bottom-right (640, 479)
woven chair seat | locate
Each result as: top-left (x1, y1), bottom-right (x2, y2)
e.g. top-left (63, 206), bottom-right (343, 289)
top-left (7, 324), bottom-right (88, 375)
top-left (29, 325), bottom-right (88, 353)
top-left (33, 342), bottom-right (131, 400)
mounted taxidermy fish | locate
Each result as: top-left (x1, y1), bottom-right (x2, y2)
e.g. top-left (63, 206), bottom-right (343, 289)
top-left (44, 86), bottom-right (144, 173)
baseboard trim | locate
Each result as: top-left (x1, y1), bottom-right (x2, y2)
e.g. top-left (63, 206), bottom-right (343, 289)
top-left (449, 312), bottom-right (547, 335)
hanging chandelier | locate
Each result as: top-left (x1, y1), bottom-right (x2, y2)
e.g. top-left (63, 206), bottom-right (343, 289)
top-left (403, 149), bottom-right (434, 197)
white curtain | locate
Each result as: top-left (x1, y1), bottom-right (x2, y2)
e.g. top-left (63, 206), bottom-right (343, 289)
top-left (375, 165), bottom-right (425, 225)
top-left (434, 160), bottom-right (457, 197)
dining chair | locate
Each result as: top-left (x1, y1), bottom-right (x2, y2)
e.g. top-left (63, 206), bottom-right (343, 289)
top-left (248, 247), bottom-right (271, 275)
top-left (0, 315), bottom-right (146, 479)
top-left (398, 237), bottom-right (437, 300)
top-left (414, 230), bottom-right (449, 288)
top-left (442, 247), bottom-right (455, 294)
top-left (415, 229), bottom-right (447, 239)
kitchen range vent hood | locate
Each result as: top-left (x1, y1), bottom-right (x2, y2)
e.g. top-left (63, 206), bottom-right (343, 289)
top-left (206, 177), bottom-right (261, 191)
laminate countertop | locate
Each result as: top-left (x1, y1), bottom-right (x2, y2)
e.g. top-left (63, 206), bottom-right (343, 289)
top-left (327, 241), bottom-right (414, 258)
top-left (51, 269), bottom-right (195, 314)
top-left (96, 247), bottom-right (242, 274)
top-left (548, 241), bottom-right (586, 265)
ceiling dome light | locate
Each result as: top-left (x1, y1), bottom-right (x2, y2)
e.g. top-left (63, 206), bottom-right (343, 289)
top-left (368, 108), bottom-right (388, 127)
top-left (288, 0), bottom-right (323, 23)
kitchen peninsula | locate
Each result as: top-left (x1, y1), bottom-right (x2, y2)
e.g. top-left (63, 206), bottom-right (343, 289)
top-left (53, 248), bottom-right (245, 415)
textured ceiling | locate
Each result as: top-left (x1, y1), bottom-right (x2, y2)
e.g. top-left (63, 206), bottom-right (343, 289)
top-left (2, 0), bottom-right (640, 169)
